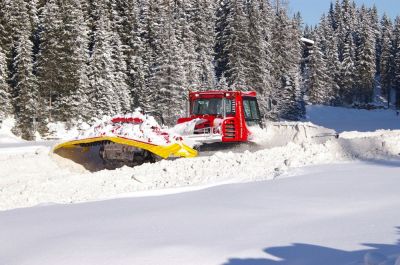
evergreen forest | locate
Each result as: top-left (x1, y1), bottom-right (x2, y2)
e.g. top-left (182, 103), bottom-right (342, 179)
top-left (0, 0), bottom-right (399, 139)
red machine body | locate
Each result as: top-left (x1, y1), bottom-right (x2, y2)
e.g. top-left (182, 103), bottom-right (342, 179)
top-left (177, 90), bottom-right (262, 144)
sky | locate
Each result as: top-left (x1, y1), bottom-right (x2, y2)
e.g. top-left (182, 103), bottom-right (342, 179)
top-left (289, 0), bottom-right (400, 26)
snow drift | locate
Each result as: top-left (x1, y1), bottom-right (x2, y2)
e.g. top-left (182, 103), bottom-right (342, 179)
top-left (1, 116), bottom-right (400, 210)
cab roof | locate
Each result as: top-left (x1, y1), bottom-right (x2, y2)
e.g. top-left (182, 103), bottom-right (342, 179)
top-left (189, 90), bottom-right (257, 98)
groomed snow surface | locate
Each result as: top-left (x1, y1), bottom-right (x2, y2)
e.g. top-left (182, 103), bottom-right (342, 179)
top-left (1, 105), bottom-right (400, 265)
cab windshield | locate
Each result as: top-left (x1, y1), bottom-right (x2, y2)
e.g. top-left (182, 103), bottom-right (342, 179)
top-left (192, 98), bottom-right (236, 116)
top-left (192, 98), bottom-right (223, 115)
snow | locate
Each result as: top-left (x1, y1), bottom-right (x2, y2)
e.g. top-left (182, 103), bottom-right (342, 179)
top-left (1, 105), bottom-right (400, 264)
top-left (47, 120), bottom-right (90, 140)
top-left (1, 107), bottom-right (400, 211)
top-left (67, 110), bottom-right (187, 146)
top-left (306, 105), bottom-right (400, 132)
top-left (301, 37), bottom-right (315, 45)
top-left (0, 123), bottom-right (394, 211)
top-left (0, 118), bottom-right (23, 144)
top-left (1, 162), bottom-right (400, 265)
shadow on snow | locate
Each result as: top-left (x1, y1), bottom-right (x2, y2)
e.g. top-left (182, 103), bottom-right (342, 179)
top-left (223, 227), bottom-right (400, 265)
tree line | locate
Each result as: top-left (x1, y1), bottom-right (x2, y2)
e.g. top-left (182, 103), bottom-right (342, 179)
top-left (0, 0), bottom-right (306, 139)
top-left (304, 0), bottom-right (400, 109)
top-left (0, 0), bottom-right (398, 140)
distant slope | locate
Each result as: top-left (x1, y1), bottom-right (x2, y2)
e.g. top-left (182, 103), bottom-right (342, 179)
top-left (306, 105), bottom-right (400, 132)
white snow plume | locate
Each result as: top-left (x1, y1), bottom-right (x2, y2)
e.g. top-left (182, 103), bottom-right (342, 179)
top-left (47, 121), bottom-right (90, 140)
top-left (73, 109), bottom-right (188, 146)
top-left (0, 118), bottom-right (23, 144)
top-left (249, 122), bottom-right (337, 148)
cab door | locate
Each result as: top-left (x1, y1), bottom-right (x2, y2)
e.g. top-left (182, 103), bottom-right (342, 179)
top-left (242, 97), bottom-right (262, 126)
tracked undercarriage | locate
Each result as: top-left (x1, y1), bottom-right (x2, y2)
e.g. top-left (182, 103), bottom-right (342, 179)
top-left (99, 141), bottom-right (159, 169)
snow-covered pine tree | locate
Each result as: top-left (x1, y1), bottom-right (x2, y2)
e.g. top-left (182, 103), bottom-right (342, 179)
top-left (336, 0), bottom-right (356, 63)
top-left (107, 1), bottom-right (131, 113)
top-left (369, 5), bottom-right (381, 76)
top-left (36, 0), bottom-right (64, 127)
top-left (214, 0), bottom-right (230, 81)
top-left (223, 0), bottom-right (251, 87)
top-left (110, 33), bottom-right (131, 114)
top-left (333, 0), bottom-right (342, 31)
top-left (379, 14), bottom-right (394, 105)
top-left (11, 0), bottom-right (38, 140)
top-left (26, 0), bottom-right (40, 73)
top-left (319, 14), bottom-right (341, 104)
top-left (257, 0), bottom-right (275, 116)
top-left (215, 0), bottom-right (269, 96)
top-left (354, 6), bottom-right (376, 103)
top-left (128, 39), bottom-right (148, 109)
top-left (37, 0), bottom-right (91, 125)
top-left (270, 9), bottom-right (287, 119)
top-left (150, 0), bottom-right (186, 124)
top-left (0, 46), bottom-right (11, 121)
top-left (61, 0), bottom-right (92, 122)
top-left (189, 0), bottom-right (216, 88)
top-left (327, 1), bottom-right (337, 31)
top-left (88, 1), bottom-right (120, 118)
top-left (393, 16), bottom-right (400, 108)
top-left (216, 75), bottom-right (230, 90)
top-left (340, 31), bottom-right (356, 104)
top-left (333, 0), bottom-right (344, 61)
top-left (137, 0), bottom-right (160, 111)
top-left (176, 0), bottom-right (195, 91)
top-left (68, 63), bottom-right (91, 123)
top-left (306, 30), bottom-right (331, 105)
top-left (246, 0), bottom-right (273, 114)
top-left (36, 0), bottom-right (62, 122)
top-left (270, 9), bottom-right (304, 120)
top-left (312, 1), bottom-right (391, 106)
top-left (134, 0), bottom-right (182, 123)
top-left (113, 0), bottom-right (146, 109)
top-left (288, 13), bottom-right (306, 119)
top-left (0, 0), bottom-right (12, 55)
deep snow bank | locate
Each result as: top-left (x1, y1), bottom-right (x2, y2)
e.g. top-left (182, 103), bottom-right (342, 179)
top-left (1, 119), bottom-right (400, 210)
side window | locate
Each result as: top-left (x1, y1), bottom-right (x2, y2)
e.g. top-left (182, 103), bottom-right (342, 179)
top-left (243, 98), bottom-right (261, 121)
top-left (243, 100), bottom-right (252, 120)
top-left (249, 100), bottom-right (260, 120)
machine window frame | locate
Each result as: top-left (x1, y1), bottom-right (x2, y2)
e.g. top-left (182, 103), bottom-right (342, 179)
top-left (242, 97), bottom-right (261, 123)
top-left (192, 98), bottom-right (223, 115)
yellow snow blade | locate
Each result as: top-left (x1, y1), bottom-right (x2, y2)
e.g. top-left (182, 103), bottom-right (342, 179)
top-left (53, 136), bottom-right (197, 159)
top-left (173, 143), bottom-right (198, 158)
